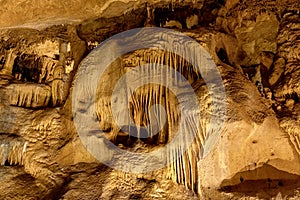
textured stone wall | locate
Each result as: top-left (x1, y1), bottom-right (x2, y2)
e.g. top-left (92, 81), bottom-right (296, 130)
top-left (0, 0), bottom-right (299, 199)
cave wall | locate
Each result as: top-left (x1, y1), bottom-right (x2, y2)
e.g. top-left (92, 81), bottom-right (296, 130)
top-left (0, 0), bottom-right (299, 199)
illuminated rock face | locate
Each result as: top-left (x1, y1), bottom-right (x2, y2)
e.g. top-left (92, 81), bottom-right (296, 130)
top-left (7, 84), bottom-right (51, 108)
top-left (0, 0), bottom-right (299, 199)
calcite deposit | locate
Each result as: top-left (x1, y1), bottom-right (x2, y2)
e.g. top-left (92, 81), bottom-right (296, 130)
top-left (0, 0), bottom-right (299, 199)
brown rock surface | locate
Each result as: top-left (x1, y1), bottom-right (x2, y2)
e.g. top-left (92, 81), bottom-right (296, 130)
top-left (0, 0), bottom-right (299, 199)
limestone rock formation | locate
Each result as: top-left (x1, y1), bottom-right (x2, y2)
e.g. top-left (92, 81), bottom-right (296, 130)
top-left (0, 0), bottom-right (299, 199)
top-left (7, 83), bottom-right (51, 108)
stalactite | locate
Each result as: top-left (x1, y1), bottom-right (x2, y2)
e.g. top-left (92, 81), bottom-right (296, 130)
top-left (8, 83), bottom-right (51, 108)
top-left (0, 137), bottom-right (26, 166)
top-left (280, 118), bottom-right (300, 155)
top-left (51, 65), bottom-right (68, 106)
top-left (96, 47), bottom-right (211, 193)
top-left (39, 56), bottom-right (58, 83)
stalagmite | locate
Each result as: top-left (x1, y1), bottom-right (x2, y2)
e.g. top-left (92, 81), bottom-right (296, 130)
top-left (59, 42), bottom-right (68, 67)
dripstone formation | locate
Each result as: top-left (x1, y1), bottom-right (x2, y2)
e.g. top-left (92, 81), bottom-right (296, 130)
top-left (0, 0), bottom-right (299, 199)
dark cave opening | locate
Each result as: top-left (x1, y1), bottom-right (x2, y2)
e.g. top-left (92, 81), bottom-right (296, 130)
top-left (12, 54), bottom-right (41, 83)
top-left (4, 160), bottom-right (17, 167)
top-left (153, 6), bottom-right (192, 29)
top-left (217, 48), bottom-right (230, 65)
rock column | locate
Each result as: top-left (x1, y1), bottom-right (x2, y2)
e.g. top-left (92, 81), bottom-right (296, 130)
top-left (0, 49), bottom-right (16, 76)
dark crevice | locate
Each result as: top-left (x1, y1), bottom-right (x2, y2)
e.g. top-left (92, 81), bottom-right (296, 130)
top-left (220, 164), bottom-right (300, 198)
top-left (217, 48), bottom-right (230, 65)
top-left (12, 54), bottom-right (41, 83)
top-left (154, 6), bottom-right (196, 29)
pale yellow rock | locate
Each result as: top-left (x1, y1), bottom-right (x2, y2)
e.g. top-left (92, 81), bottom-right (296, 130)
top-left (26, 40), bottom-right (59, 58)
top-left (164, 20), bottom-right (182, 29)
top-left (199, 117), bottom-right (300, 189)
top-left (0, 0), bottom-right (203, 28)
top-left (286, 99), bottom-right (295, 109)
top-left (186, 14), bottom-right (198, 29)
